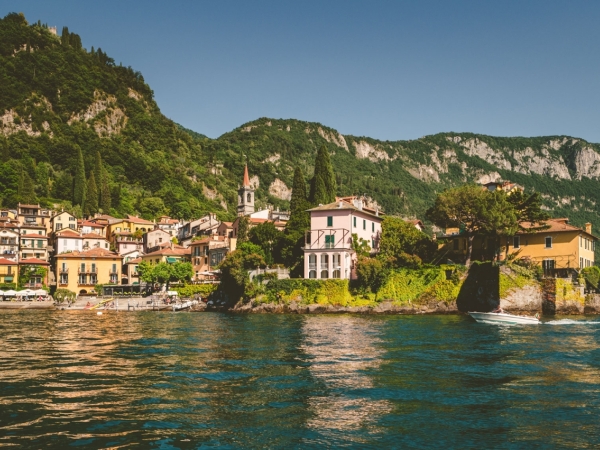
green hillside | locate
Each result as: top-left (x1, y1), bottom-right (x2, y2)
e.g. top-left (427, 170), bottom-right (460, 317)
top-left (2, 12), bottom-right (600, 236)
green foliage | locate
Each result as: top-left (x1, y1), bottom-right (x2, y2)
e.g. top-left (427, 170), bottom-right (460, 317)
top-left (377, 268), bottom-right (446, 304)
top-left (73, 146), bottom-right (86, 207)
top-left (237, 216), bottom-right (250, 243)
top-left (581, 266), bottom-right (600, 291)
top-left (54, 288), bottom-right (76, 305)
top-left (17, 265), bottom-right (47, 289)
top-left (174, 284), bottom-right (217, 298)
top-left (352, 233), bottom-right (371, 257)
top-left (378, 216), bottom-right (435, 267)
top-left (248, 221), bottom-right (282, 265)
top-left (309, 145), bottom-right (337, 205)
top-left (85, 171), bottom-right (98, 216)
top-left (218, 244), bottom-right (266, 301)
top-left (355, 256), bottom-right (388, 294)
top-left (264, 279), bottom-right (351, 305)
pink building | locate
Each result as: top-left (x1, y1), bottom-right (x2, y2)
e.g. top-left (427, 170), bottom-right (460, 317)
top-left (303, 198), bottom-right (382, 280)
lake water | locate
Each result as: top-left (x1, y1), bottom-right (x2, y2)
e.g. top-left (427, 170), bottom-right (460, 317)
top-left (1, 311), bottom-right (600, 449)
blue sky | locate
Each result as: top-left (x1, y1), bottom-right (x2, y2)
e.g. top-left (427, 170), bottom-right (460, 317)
top-left (4, 1), bottom-right (600, 141)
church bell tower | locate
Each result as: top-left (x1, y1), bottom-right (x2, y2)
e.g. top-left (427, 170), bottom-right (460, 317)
top-left (237, 164), bottom-right (255, 216)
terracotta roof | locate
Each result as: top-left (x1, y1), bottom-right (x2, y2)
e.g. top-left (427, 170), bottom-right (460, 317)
top-left (221, 222), bottom-right (233, 227)
top-left (243, 164), bottom-right (250, 187)
top-left (81, 220), bottom-right (104, 227)
top-left (125, 215), bottom-right (155, 225)
top-left (125, 257), bottom-right (142, 264)
top-left (145, 246), bottom-right (190, 257)
top-left (59, 248), bottom-right (120, 258)
top-left (55, 229), bottom-right (81, 238)
top-left (0, 257), bottom-right (17, 265)
top-left (518, 219), bottom-right (597, 239)
top-left (81, 233), bottom-right (108, 239)
top-left (19, 257), bottom-right (49, 265)
top-left (20, 233), bottom-right (48, 238)
top-left (18, 204), bottom-right (40, 209)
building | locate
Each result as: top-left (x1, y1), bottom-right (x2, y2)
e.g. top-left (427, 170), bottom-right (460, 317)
top-left (82, 233), bottom-right (110, 252)
top-left (55, 248), bottom-right (122, 294)
top-left (0, 227), bottom-right (19, 262)
top-left (50, 211), bottom-right (77, 232)
top-left (53, 229), bottom-right (83, 255)
top-left (16, 203), bottom-right (52, 231)
top-left (143, 229), bottom-right (172, 253)
top-left (80, 220), bottom-right (106, 236)
top-left (122, 257), bottom-right (141, 285)
top-left (156, 216), bottom-right (181, 238)
top-left (19, 232), bottom-right (49, 261)
top-left (178, 213), bottom-right (219, 245)
top-left (303, 197), bottom-right (383, 280)
top-left (237, 164), bottom-right (255, 216)
top-left (0, 257), bottom-right (18, 287)
top-left (105, 215), bottom-right (155, 238)
top-left (141, 244), bottom-right (191, 265)
top-left (18, 258), bottom-right (50, 289)
top-left (189, 235), bottom-right (234, 281)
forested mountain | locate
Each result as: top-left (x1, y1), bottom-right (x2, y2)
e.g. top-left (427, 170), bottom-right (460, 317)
top-left (2, 12), bottom-right (600, 233)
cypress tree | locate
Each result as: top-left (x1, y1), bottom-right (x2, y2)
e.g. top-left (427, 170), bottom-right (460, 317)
top-left (287, 167), bottom-right (310, 233)
top-left (20, 171), bottom-right (37, 204)
top-left (100, 168), bottom-right (111, 212)
top-left (85, 171), bottom-right (99, 217)
top-left (35, 162), bottom-right (49, 197)
top-left (309, 145), bottom-right (337, 205)
top-left (73, 147), bottom-right (86, 207)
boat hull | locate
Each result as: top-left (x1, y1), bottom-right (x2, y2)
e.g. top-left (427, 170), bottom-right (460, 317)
top-left (468, 312), bottom-right (540, 325)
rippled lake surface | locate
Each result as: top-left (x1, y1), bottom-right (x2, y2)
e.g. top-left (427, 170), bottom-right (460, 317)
top-left (2, 311), bottom-right (600, 448)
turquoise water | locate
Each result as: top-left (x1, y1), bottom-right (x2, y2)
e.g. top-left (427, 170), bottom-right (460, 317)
top-left (1, 311), bottom-right (600, 448)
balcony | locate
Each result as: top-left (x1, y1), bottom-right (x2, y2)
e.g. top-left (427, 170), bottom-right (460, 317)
top-left (78, 266), bottom-right (98, 274)
top-left (59, 267), bottom-right (69, 273)
top-left (23, 282), bottom-right (43, 288)
top-left (304, 228), bottom-right (352, 250)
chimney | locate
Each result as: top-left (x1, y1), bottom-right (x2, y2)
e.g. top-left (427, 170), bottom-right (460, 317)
top-left (338, 201), bottom-right (343, 208)
top-left (585, 223), bottom-right (592, 234)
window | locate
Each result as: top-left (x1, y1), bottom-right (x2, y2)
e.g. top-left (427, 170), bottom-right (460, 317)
top-left (80, 263), bottom-right (85, 273)
top-left (363, 219), bottom-right (366, 230)
top-left (37, 240), bottom-right (43, 248)
top-left (353, 217), bottom-right (356, 228)
top-left (513, 236), bottom-right (520, 249)
top-left (309, 270), bottom-right (317, 279)
top-left (325, 234), bottom-right (335, 248)
top-left (91, 263), bottom-right (96, 273)
top-left (545, 237), bottom-right (552, 248)
top-left (581, 257), bottom-right (584, 269)
top-left (327, 216), bottom-right (333, 227)
top-left (320, 254), bottom-right (329, 267)
top-left (247, 193), bottom-right (252, 203)
top-left (320, 269), bottom-right (329, 279)
top-left (372, 222), bottom-right (375, 232)
top-left (453, 239), bottom-right (459, 250)
top-left (308, 254), bottom-right (317, 267)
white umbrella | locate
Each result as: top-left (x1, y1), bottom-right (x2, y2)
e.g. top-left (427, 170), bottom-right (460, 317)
top-left (34, 289), bottom-right (47, 296)
top-left (0, 290), bottom-right (4, 295)
top-left (4, 290), bottom-right (17, 296)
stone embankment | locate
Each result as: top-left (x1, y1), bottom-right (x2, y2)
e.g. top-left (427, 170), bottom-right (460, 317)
top-left (223, 300), bottom-right (459, 314)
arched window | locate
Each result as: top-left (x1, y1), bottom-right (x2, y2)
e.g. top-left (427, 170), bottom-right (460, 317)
top-left (320, 269), bottom-right (329, 279)
top-left (320, 254), bottom-right (329, 267)
top-left (247, 193), bottom-right (252, 203)
top-left (332, 269), bottom-right (341, 279)
top-left (309, 270), bottom-right (317, 279)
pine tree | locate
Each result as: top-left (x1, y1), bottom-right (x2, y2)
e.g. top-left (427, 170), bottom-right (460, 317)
top-left (73, 147), bottom-right (86, 207)
top-left (100, 168), bottom-right (111, 212)
top-left (309, 145), bottom-right (337, 205)
top-left (85, 171), bottom-right (99, 217)
top-left (94, 151), bottom-right (102, 190)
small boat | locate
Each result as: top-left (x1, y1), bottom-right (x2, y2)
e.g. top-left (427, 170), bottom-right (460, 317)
top-left (468, 311), bottom-right (540, 325)
top-left (172, 300), bottom-right (197, 312)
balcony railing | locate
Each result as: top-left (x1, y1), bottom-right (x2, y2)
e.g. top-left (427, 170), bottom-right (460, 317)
top-left (59, 267), bottom-right (69, 273)
top-left (304, 228), bottom-right (352, 250)
top-left (78, 267), bottom-right (98, 274)
top-left (23, 282), bottom-right (43, 288)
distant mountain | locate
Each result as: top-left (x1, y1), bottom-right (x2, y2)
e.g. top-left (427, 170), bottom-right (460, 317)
top-left (2, 12), bottom-right (600, 236)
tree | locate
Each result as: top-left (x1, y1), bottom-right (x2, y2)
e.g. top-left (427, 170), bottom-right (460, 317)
top-left (138, 261), bottom-right (157, 284)
top-left (100, 168), bottom-right (111, 212)
top-left (237, 216), bottom-right (250, 243)
top-left (73, 147), bottom-right (86, 207)
top-left (378, 216), bottom-right (436, 266)
top-left (426, 185), bottom-right (517, 267)
top-left (138, 197), bottom-right (166, 219)
top-left (85, 171), bottom-right (99, 217)
top-left (170, 261), bottom-right (193, 286)
top-left (52, 171), bottom-right (73, 201)
top-left (287, 167), bottom-right (311, 233)
top-left (19, 170), bottom-right (37, 204)
top-left (249, 221), bottom-right (282, 265)
top-left (218, 242), bottom-right (266, 301)
top-left (309, 145), bottom-right (337, 205)
top-left (507, 190), bottom-right (550, 230)
top-left (35, 162), bottom-right (49, 197)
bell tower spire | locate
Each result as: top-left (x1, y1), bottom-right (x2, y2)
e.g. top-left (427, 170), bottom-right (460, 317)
top-left (237, 164), bottom-right (255, 216)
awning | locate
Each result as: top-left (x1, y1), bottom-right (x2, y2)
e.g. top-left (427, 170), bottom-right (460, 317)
top-left (166, 257), bottom-right (177, 263)
top-left (3, 276), bottom-right (13, 282)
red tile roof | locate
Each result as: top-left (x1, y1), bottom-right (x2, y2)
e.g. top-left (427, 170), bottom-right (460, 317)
top-left (19, 258), bottom-right (49, 265)
top-left (55, 229), bottom-right (81, 238)
top-left (20, 233), bottom-right (48, 238)
top-left (518, 219), bottom-right (597, 239)
top-left (59, 248), bottom-right (120, 258)
top-left (0, 258), bottom-right (17, 265)
top-left (125, 257), bottom-right (142, 264)
top-left (81, 233), bottom-right (107, 239)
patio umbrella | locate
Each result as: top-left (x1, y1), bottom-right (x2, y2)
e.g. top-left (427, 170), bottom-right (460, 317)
top-left (34, 289), bottom-right (47, 296)
top-left (0, 290), bottom-right (4, 295)
top-left (4, 290), bottom-right (17, 296)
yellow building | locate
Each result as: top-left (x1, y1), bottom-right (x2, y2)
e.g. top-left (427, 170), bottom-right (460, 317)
top-left (55, 248), bottom-right (122, 294)
top-left (106, 215), bottom-right (155, 238)
top-left (0, 257), bottom-right (18, 287)
top-left (447, 218), bottom-right (597, 275)
top-left (140, 245), bottom-right (190, 265)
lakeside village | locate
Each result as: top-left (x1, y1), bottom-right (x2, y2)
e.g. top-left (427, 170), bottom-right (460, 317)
top-left (1, 151), bottom-right (599, 314)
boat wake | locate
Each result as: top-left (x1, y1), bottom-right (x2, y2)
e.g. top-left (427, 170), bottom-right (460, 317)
top-left (544, 319), bottom-right (600, 325)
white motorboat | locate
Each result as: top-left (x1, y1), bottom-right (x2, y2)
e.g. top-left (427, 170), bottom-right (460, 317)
top-left (172, 300), bottom-right (197, 311)
top-left (468, 311), bottom-right (540, 325)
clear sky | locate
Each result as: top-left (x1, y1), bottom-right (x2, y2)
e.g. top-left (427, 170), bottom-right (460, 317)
top-left (4, 1), bottom-right (600, 142)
